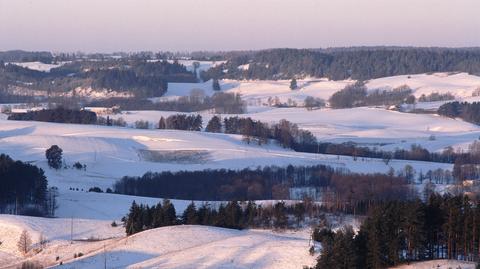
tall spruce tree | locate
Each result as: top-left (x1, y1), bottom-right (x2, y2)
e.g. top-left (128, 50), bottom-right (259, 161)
top-left (212, 79), bottom-right (221, 91)
top-left (205, 115), bottom-right (222, 133)
top-left (158, 117), bottom-right (166, 129)
top-left (182, 202), bottom-right (199, 225)
top-left (289, 78), bottom-right (297, 90)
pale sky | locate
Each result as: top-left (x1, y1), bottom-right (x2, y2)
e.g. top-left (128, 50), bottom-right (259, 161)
top-left (1, 0), bottom-right (479, 52)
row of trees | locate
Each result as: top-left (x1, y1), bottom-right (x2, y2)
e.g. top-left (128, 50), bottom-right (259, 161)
top-left (205, 116), bottom-right (317, 149)
top-left (123, 200), bottom-right (177, 235)
top-left (418, 92), bottom-right (455, 102)
top-left (158, 114), bottom-right (202, 131)
top-left (8, 107), bottom-right (97, 124)
top-left (204, 115), bottom-right (480, 167)
top-left (124, 199), bottom-right (325, 236)
top-left (114, 164), bottom-right (417, 215)
top-left (438, 101), bottom-right (480, 125)
top-left (328, 82), bottom-right (413, 108)
top-left (0, 58), bottom-right (198, 100)
top-left (87, 92), bottom-right (245, 113)
top-left (315, 194), bottom-right (480, 268)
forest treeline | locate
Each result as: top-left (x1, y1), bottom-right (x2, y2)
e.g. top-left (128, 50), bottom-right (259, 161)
top-left (315, 194), bottom-right (480, 268)
top-left (0, 58), bottom-right (197, 99)
top-left (438, 102), bottom-right (480, 125)
top-left (201, 48), bottom-right (480, 81)
top-left (0, 154), bottom-right (51, 216)
top-left (8, 107), bottom-right (97, 124)
top-left (201, 116), bottom-right (480, 166)
top-left (123, 193), bottom-right (480, 267)
top-left (328, 82), bottom-right (413, 108)
top-left (158, 114), bottom-right (202, 131)
top-left (87, 91), bottom-right (245, 113)
top-left (114, 165), bottom-right (417, 215)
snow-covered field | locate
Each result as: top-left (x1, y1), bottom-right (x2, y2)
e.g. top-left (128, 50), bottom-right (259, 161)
top-left (55, 190), bottom-right (194, 220)
top-left (1, 71), bottom-right (480, 268)
top-left (0, 117), bottom-right (453, 192)
top-left (56, 225), bottom-right (314, 269)
top-left (0, 214), bottom-right (124, 268)
top-left (0, 215), bottom-right (315, 269)
top-left (390, 259), bottom-right (477, 269)
top-left (8, 61), bottom-right (68, 72)
top-left (142, 72), bottom-right (480, 151)
top-left (156, 72), bottom-right (480, 107)
top-left (367, 72), bottom-right (480, 99)
top-left (111, 106), bottom-right (480, 152)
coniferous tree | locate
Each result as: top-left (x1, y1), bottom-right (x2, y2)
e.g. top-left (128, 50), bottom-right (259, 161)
top-left (45, 145), bottom-right (63, 169)
top-left (151, 202), bottom-right (164, 228)
top-left (289, 78), bottom-right (297, 90)
top-left (205, 115), bottom-right (222, 133)
top-left (316, 230), bottom-right (335, 269)
top-left (158, 117), bottom-right (166, 129)
top-left (212, 79), bottom-right (221, 91)
top-left (162, 199), bottom-right (177, 225)
top-left (403, 200), bottom-right (427, 262)
top-left (273, 201), bottom-right (288, 229)
top-left (182, 202), bottom-right (199, 225)
top-left (125, 201), bottom-right (143, 235)
top-left (225, 201), bottom-right (243, 229)
top-left (193, 115), bottom-right (203, 131)
top-left (332, 227), bottom-right (358, 269)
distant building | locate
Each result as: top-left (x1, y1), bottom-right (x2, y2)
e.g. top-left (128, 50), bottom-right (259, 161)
top-left (289, 187), bottom-right (320, 200)
top-left (82, 106), bottom-right (120, 115)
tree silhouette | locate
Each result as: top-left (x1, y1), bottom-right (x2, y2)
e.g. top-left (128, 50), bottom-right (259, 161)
top-left (17, 230), bottom-right (32, 255)
top-left (45, 145), bottom-right (63, 169)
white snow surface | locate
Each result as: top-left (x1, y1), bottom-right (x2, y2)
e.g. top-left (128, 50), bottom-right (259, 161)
top-left (9, 61), bottom-right (68, 72)
top-left (0, 117), bottom-right (453, 192)
top-left (0, 115), bottom-right (453, 223)
top-left (1, 72), bottom-right (479, 268)
top-left (0, 214), bottom-right (124, 267)
top-left (55, 225), bottom-right (315, 269)
top-left (390, 259), bottom-right (477, 269)
top-left (367, 72), bottom-right (480, 99)
top-left (0, 215), bottom-right (315, 269)
top-left (157, 72), bottom-right (480, 107)
top-left (111, 106), bottom-right (480, 153)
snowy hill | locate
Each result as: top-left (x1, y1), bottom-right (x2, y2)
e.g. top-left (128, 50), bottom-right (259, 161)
top-left (0, 215), bottom-right (123, 268)
top-left (8, 61), bottom-right (68, 72)
top-left (0, 215), bottom-right (315, 269)
top-left (367, 72), bottom-right (480, 99)
top-left (111, 106), bottom-right (480, 153)
top-left (157, 72), bottom-right (480, 107)
top-left (390, 259), bottom-right (477, 269)
top-left (1, 71), bottom-right (480, 268)
top-left (54, 225), bottom-right (314, 269)
top-left (1, 117), bottom-right (453, 193)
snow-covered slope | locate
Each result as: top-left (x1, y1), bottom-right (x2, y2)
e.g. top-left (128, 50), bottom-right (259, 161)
top-left (111, 106), bottom-right (480, 152)
top-left (55, 190), bottom-right (193, 221)
top-left (158, 72), bottom-right (480, 106)
top-left (390, 259), bottom-right (477, 269)
top-left (157, 78), bottom-right (352, 105)
top-left (54, 225), bottom-right (314, 269)
top-left (1, 117), bottom-right (452, 193)
top-left (0, 215), bottom-right (123, 267)
top-left (0, 215), bottom-right (315, 269)
top-left (367, 72), bottom-right (480, 99)
top-left (8, 61), bottom-right (68, 72)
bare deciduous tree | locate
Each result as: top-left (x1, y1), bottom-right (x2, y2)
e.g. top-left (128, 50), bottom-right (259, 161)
top-left (17, 230), bottom-right (32, 255)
